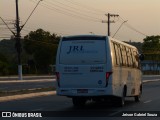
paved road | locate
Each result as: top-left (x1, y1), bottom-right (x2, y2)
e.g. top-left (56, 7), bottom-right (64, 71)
top-left (0, 79), bottom-right (56, 91)
top-left (0, 75), bottom-right (160, 91)
top-left (0, 75), bottom-right (55, 81)
top-left (0, 76), bottom-right (55, 91)
top-left (0, 80), bottom-right (160, 120)
top-left (142, 75), bottom-right (160, 80)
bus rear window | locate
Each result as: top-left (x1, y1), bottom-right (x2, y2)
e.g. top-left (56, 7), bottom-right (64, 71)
top-left (59, 39), bottom-right (106, 65)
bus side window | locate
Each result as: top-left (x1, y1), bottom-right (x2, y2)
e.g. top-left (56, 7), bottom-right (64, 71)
top-left (121, 45), bottom-right (127, 66)
top-left (131, 49), bottom-right (135, 68)
top-left (111, 42), bottom-right (117, 66)
top-left (117, 44), bottom-right (122, 66)
top-left (113, 42), bottom-right (120, 66)
top-left (126, 47), bottom-right (133, 67)
top-left (125, 47), bottom-right (129, 67)
top-left (115, 44), bottom-right (120, 66)
top-left (135, 51), bottom-right (141, 69)
top-left (133, 51), bottom-right (139, 68)
top-left (119, 45), bottom-right (124, 66)
top-left (128, 48), bottom-right (134, 67)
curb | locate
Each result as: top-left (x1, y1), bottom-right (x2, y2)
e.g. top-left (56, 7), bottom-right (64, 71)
top-left (0, 79), bottom-right (55, 83)
top-left (143, 79), bottom-right (160, 83)
top-left (0, 91), bottom-right (56, 102)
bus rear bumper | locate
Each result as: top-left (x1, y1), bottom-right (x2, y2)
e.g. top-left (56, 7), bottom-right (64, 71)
top-left (56, 88), bottom-right (113, 97)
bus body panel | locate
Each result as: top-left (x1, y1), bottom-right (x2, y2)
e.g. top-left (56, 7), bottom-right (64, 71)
top-left (58, 64), bottom-right (107, 88)
top-left (110, 38), bottom-right (142, 97)
top-left (56, 35), bottom-right (142, 99)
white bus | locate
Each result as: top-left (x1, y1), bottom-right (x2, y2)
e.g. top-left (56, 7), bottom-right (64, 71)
top-left (55, 35), bottom-right (143, 107)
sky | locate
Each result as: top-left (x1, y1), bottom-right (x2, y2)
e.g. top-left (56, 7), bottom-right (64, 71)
top-left (0, 0), bottom-right (160, 42)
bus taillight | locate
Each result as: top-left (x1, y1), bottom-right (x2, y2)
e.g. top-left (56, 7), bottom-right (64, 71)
top-left (106, 72), bottom-right (112, 86)
top-left (55, 72), bottom-right (60, 87)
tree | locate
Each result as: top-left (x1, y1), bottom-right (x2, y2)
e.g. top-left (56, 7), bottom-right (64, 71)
top-left (0, 53), bottom-right (9, 75)
top-left (142, 35), bottom-right (160, 61)
top-left (23, 28), bottom-right (60, 74)
top-left (142, 35), bottom-right (160, 74)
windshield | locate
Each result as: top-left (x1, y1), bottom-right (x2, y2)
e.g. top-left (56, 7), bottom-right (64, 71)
top-left (59, 37), bottom-right (107, 65)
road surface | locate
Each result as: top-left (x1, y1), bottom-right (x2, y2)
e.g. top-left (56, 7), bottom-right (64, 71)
top-left (0, 75), bottom-right (160, 91)
top-left (0, 78), bottom-right (160, 120)
top-left (0, 79), bottom-right (56, 91)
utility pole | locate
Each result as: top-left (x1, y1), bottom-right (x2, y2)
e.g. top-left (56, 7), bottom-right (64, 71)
top-left (14, 0), bottom-right (42, 80)
top-left (102, 13), bottom-right (119, 36)
top-left (1, 0), bottom-right (42, 80)
top-left (15, 0), bottom-right (22, 80)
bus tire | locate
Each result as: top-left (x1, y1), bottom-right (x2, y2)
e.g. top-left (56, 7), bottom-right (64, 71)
top-left (116, 87), bottom-right (126, 107)
top-left (72, 97), bottom-right (86, 107)
top-left (135, 95), bottom-right (140, 102)
top-left (135, 85), bottom-right (142, 102)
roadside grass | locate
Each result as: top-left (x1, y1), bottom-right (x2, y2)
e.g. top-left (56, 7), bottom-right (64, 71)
top-left (0, 87), bottom-right (56, 97)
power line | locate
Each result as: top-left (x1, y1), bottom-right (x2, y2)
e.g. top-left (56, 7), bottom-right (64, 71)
top-left (0, 17), bottom-right (15, 36)
top-left (53, 0), bottom-right (104, 16)
top-left (65, 0), bottom-right (106, 14)
top-left (0, 33), bottom-right (13, 36)
top-left (0, 37), bottom-right (11, 38)
top-left (26, 0), bottom-right (148, 40)
top-left (125, 23), bottom-right (148, 37)
top-left (113, 20), bottom-right (128, 38)
top-left (20, 0), bottom-right (43, 31)
top-left (0, 27), bottom-right (15, 30)
top-left (29, 0), bottom-right (102, 23)
top-left (43, 0), bottom-right (102, 22)
top-left (119, 16), bottom-right (148, 37)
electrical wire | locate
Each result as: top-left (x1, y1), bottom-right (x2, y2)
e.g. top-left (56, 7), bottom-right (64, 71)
top-left (0, 17), bottom-right (16, 35)
top-left (29, 0), bottom-right (102, 23)
top-left (27, 0), bottom-right (149, 40)
top-left (113, 20), bottom-right (128, 38)
top-left (20, 0), bottom-right (42, 31)
top-left (44, 0), bottom-right (102, 21)
top-left (119, 16), bottom-right (148, 37)
top-left (65, 0), bottom-right (106, 14)
top-left (53, 0), bottom-right (104, 16)
top-left (0, 37), bottom-right (11, 38)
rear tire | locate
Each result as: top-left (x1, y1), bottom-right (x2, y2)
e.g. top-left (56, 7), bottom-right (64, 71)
top-left (117, 94), bottom-right (125, 107)
top-left (72, 97), bottom-right (86, 107)
top-left (115, 88), bottom-right (126, 107)
top-left (135, 85), bottom-right (142, 102)
top-left (135, 95), bottom-right (140, 102)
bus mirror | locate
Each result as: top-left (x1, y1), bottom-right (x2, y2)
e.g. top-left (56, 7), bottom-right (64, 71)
top-left (139, 54), bottom-right (144, 61)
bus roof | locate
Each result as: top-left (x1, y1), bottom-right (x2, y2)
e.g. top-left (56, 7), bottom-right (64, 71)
top-left (109, 37), bottom-right (137, 49)
top-left (62, 35), bottom-right (137, 50)
top-left (62, 35), bottom-right (106, 41)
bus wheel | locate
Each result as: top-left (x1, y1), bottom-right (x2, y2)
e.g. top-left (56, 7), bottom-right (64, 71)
top-left (135, 86), bottom-right (142, 102)
top-left (72, 97), bottom-right (86, 107)
top-left (135, 95), bottom-right (141, 102)
top-left (117, 87), bottom-right (126, 107)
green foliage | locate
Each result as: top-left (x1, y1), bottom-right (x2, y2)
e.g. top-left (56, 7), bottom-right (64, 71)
top-left (0, 39), bottom-right (17, 62)
top-left (142, 35), bottom-right (160, 61)
top-left (0, 53), bottom-right (9, 75)
top-left (23, 28), bottom-right (60, 74)
top-left (34, 45), bottom-right (57, 73)
top-left (0, 39), bottom-right (20, 75)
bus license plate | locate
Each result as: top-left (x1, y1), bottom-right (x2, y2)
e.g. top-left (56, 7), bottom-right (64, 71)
top-left (77, 89), bottom-right (88, 93)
